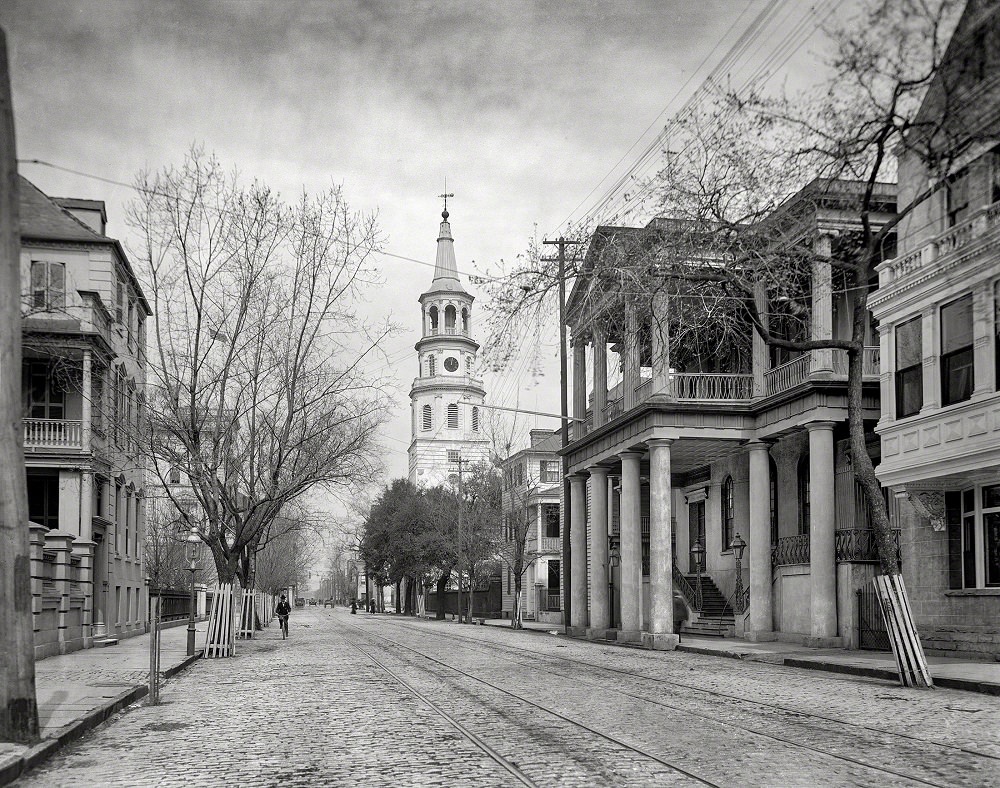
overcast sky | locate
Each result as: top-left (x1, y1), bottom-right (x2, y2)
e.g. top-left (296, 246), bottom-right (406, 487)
top-left (1, 0), bottom-right (839, 493)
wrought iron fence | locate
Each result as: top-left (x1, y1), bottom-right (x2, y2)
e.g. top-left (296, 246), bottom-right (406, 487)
top-left (857, 584), bottom-right (891, 651)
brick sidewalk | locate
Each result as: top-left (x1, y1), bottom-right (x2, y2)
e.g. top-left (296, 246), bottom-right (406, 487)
top-left (0, 621), bottom-right (207, 785)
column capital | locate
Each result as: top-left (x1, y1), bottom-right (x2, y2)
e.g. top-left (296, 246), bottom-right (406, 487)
top-left (617, 450), bottom-right (643, 461)
top-left (646, 438), bottom-right (673, 449)
top-left (746, 438), bottom-right (772, 452)
top-left (568, 472), bottom-right (588, 484)
top-left (806, 420), bottom-right (837, 433)
top-left (586, 465), bottom-right (610, 478)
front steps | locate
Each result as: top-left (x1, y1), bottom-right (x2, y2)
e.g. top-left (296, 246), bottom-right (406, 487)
top-left (680, 575), bottom-right (736, 638)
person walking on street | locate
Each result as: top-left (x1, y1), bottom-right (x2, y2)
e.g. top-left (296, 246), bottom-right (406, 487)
top-left (276, 595), bottom-right (291, 639)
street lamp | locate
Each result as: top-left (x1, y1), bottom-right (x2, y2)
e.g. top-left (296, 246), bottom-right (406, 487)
top-left (185, 528), bottom-right (200, 656)
top-left (691, 539), bottom-right (705, 611)
top-left (608, 538), bottom-right (621, 629)
top-left (730, 532), bottom-right (747, 613)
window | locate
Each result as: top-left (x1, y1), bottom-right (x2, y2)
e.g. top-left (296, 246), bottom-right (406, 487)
top-left (540, 460), bottom-right (560, 483)
top-left (462, 308), bottom-right (469, 334)
top-left (427, 355), bottom-right (436, 377)
top-left (447, 403), bottom-right (459, 429)
top-left (514, 462), bottom-right (524, 486)
top-left (721, 476), bottom-right (735, 549)
top-left (941, 294), bottom-right (973, 406)
top-left (116, 280), bottom-right (125, 324)
top-left (428, 306), bottom-right (439, 334)
top-left (947, 168), bottom-right (970, 227)
top-left (544, 504), bottom-right (560, 538)
top-left (950, 485), bottom-right (1000, 588)
top-left (27, 363), bottom-right (64, 419)
top-left (168, 466), bottom-right (181, 485)
top-left (30, 261), bottom-right (65, 310)
top-left (127, 297), bottom-right (135, 350)
top-left (445, 305), bottom-right (457, 333)
top-left (895, 317), bottom-right (923, 417)
top-left (798, 455), bottom-right (810, 536)
top-left (447, 449), bottom-right (461, 464)
top-left (769, 456), bottom-right (778, 545)
top-left (471, 406), bottom-right (479, 432)
top-left (421, 404), bottom-right (432, 431)
top-left (26, 471), bottom-right (59, 529)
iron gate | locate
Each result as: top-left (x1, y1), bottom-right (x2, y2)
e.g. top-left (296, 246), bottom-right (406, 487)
top-left (857, 585), bottom-right (890, 651)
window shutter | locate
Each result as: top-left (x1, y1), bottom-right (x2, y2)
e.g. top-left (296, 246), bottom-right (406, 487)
top-left (946, 491), bottom-right (963, 589)
top-left (49, 263), bottom-right (65, 308)
top-left (31, 261), bottom-right (46, 308)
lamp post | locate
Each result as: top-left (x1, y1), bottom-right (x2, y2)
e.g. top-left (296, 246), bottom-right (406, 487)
top-left (608, 538), bottom-right (621, 630)
top-left (185, 528), bottom-right (200, 656)
top-left (691, 539), bottom-right (705, 611)
top-left (730, 532), bottom-right (747, 613)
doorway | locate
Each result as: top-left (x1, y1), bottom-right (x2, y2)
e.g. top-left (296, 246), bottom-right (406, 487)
top-left (688, 500), bottom-right (706, 573)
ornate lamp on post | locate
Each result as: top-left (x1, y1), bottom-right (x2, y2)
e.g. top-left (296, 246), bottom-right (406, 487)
top-left (730, 532), bottom-right (747, 614)
top-left (691, 539), bottom-right (705, 611)
top-left (608, 538), bottom-right (621, 630)
top-left (185, 528), bottom-right (200, 656)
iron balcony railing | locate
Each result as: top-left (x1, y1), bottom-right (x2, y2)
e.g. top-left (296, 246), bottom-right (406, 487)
top-left (772, 534), bottom-right (810, 566)
top-left (835, 528), bottom-right (901, 563)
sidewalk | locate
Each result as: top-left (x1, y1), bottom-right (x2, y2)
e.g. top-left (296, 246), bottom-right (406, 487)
top-left (479, 618), bottom-right (1000, 695)
top-left (0, 621), bottom-right (206, 786)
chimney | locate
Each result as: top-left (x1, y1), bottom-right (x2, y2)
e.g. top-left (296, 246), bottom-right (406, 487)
top-left (529, 428), bottom-right (555, 447)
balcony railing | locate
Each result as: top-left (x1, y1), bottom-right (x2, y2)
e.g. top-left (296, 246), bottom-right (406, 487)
top-left (878, 198), bottom-right (1000, 285)
top-left (835, 528), bottom-right (900, 563)
top-left (546, 593), bottom-right (561, 611)
top-left (764, 354), bottom-right (809, 396)
top-left (670, 373), bottom-right (754, 400)
top-left (540, 536), bottom-right (561, 553)
top-left (635, 378), bottom-right (652, 403)
top-left (772, 534), bottom-right (810, 566)
top-left (24, 419), bottom-right (83, 450)
top-left (425, 326), bottom-right (470, 337)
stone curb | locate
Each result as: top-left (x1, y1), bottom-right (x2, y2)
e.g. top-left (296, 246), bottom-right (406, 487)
top-left (0, 650), bottom-right (203, 786)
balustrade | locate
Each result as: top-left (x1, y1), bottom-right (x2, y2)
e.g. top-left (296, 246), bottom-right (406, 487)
top-left (670, 373), bottom-right (754, 400)
top-left (834, 528), bottom-right (900, 563)
top-left (672, 562), bottom-right (700, 612)
top-left (771, 534), bottom-right (810, 566)
top-left (24, 419), bottom-right (84, 449)
top-left (764, 354), bottom-right (809, 395)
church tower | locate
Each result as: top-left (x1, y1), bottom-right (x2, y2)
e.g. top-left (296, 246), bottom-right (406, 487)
top-left (408, 202), bottom-right (490, 486)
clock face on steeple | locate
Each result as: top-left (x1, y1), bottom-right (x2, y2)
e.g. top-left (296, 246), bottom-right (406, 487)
top-left (444, 356), bottom-right (459, 372)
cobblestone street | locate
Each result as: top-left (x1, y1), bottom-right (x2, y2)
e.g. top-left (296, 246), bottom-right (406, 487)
top-left (16, 608), bottom-right (1000, 787)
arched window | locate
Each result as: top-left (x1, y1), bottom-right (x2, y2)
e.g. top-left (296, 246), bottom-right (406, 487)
top-left (462, 307), bottom-right (470, 334)
top-left (422, 404), bottom-right (432, 431)
top-left (447, 403), bottom-right (459, 429)
top-left (428, 306), bottom-right (439, 334)
top-left (769, 456), bottom-right (779, 544)
top-left (471, 406), bottom-right (480, 432)
top-left (445, 305), bottom-right (457, 333)
top-left (722, 476), bottom-right (735, 550)
top-left (428, 355), bottom-right (436, 377)
top-left (798, 454), bottom-right (810, 536)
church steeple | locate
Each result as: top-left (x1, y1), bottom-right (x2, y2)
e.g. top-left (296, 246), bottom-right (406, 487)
top-left (429, 190), bottom-right (464, 293)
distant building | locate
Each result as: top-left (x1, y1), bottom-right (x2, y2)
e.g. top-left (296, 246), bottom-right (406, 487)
top-left (499, 428), bottom-right (563, 624)
top-left (870, 1), bottom-right (1000, 659)
top-left (408, 204), bottom-right (490, 485)
top-left (20, 177), bottom-right (150, 655)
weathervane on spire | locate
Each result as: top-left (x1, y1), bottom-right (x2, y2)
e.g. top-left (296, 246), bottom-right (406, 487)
top-left (438, 179), bottom-right (454, 220)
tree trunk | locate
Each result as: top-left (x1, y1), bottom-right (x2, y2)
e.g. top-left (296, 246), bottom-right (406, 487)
top-left (395, 579), bottom-right (402, 614)
top-left (0, 29), bottom-right (39, 742)
top-left (435, 572), bottom-right (448, 620)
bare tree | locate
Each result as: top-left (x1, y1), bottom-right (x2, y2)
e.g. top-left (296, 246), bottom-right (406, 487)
top-left (127, 148), bottom-right (394, 587)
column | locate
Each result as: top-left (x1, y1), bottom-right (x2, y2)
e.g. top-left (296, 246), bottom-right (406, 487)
top-left (536, 503), bottom-right (543, 551)
top-left (878, 320), bottom-right (893, 425)
top-left (645, 439), bottom-right (678, 649)
top-left (920, 307), bottom-right (939, 410)
top-left (973, 282), bottom-right (996, 396)
top-left (752, 281), bottom-right (768, 397)
top-left (808, 422), bottom-right (837, 642)
top-left (81, 348), bottom-right (92, 448)
top-left (593, 326), bottom-right (608, 428)
top-left (623, 309), bottom-right (640, 410)
top-left (650, 295), bottom-right (671, 396)
top-left (618, 451), bottom-right (643, 641)
top-left (573, 337), bottom-right (588, 440)
top-left (747, 441), bottom-right (774, 639)
top-left (810, 234), bottom-right (834, 375)
top-left (587, 466), bottom-right (610, 633)
top-left (73, 538), bottom-right (97, 646)
top-left (47, 530), bottom-right (75, 653)
top-left (569, 473), bottom-right (588, 632)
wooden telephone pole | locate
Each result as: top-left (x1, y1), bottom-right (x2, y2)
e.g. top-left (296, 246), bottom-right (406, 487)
top-left (0, 27), bottom-right (40, 743)
top-left (542, 237), bottom-right (581, 630)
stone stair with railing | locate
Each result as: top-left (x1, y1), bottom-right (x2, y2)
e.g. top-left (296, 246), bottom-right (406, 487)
top-left (679, 575), bottom-right (735, 638)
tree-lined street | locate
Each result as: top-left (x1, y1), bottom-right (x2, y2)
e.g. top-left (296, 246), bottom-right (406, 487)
top-left (16, 610), bottom-right (1000, 787)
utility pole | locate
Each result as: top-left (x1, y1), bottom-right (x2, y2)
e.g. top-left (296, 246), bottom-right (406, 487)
top-left (0, 26), bottom-right (39, 744)
top-left (542, 237), bottom-right (581, 631)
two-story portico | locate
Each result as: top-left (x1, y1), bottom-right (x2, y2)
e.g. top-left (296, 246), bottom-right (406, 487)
top-left (563, 182), bottom-right (893, 650)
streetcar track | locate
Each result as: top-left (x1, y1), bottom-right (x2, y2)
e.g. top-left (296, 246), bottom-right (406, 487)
top-left (378, 615), bottom-right (1000, 763)
top-left (351, 615), bottom-right (996, 787)
top-left (339, 619), bottom-right (722, 787)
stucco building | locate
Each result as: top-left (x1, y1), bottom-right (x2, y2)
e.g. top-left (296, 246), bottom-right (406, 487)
top-left (20, 177), bottom-right (150, 655)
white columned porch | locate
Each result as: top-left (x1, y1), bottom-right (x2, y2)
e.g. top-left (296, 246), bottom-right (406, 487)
top-left (645, 439), bottom-right (678, 649)
top-left (810, 234), bottom-right (834, 375)
top-left (617, 451), bottom-right (643, 642)
top-left (593, 327), bottom-right (608, 428)
top-left (747, 440), bottom-right (774, 639)
top-left (569, 474), bottom-right (588, 633)
top-left (587, 466), bottom-right (610, 635)
top-left (808, 422), bottom-right (838, 643)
